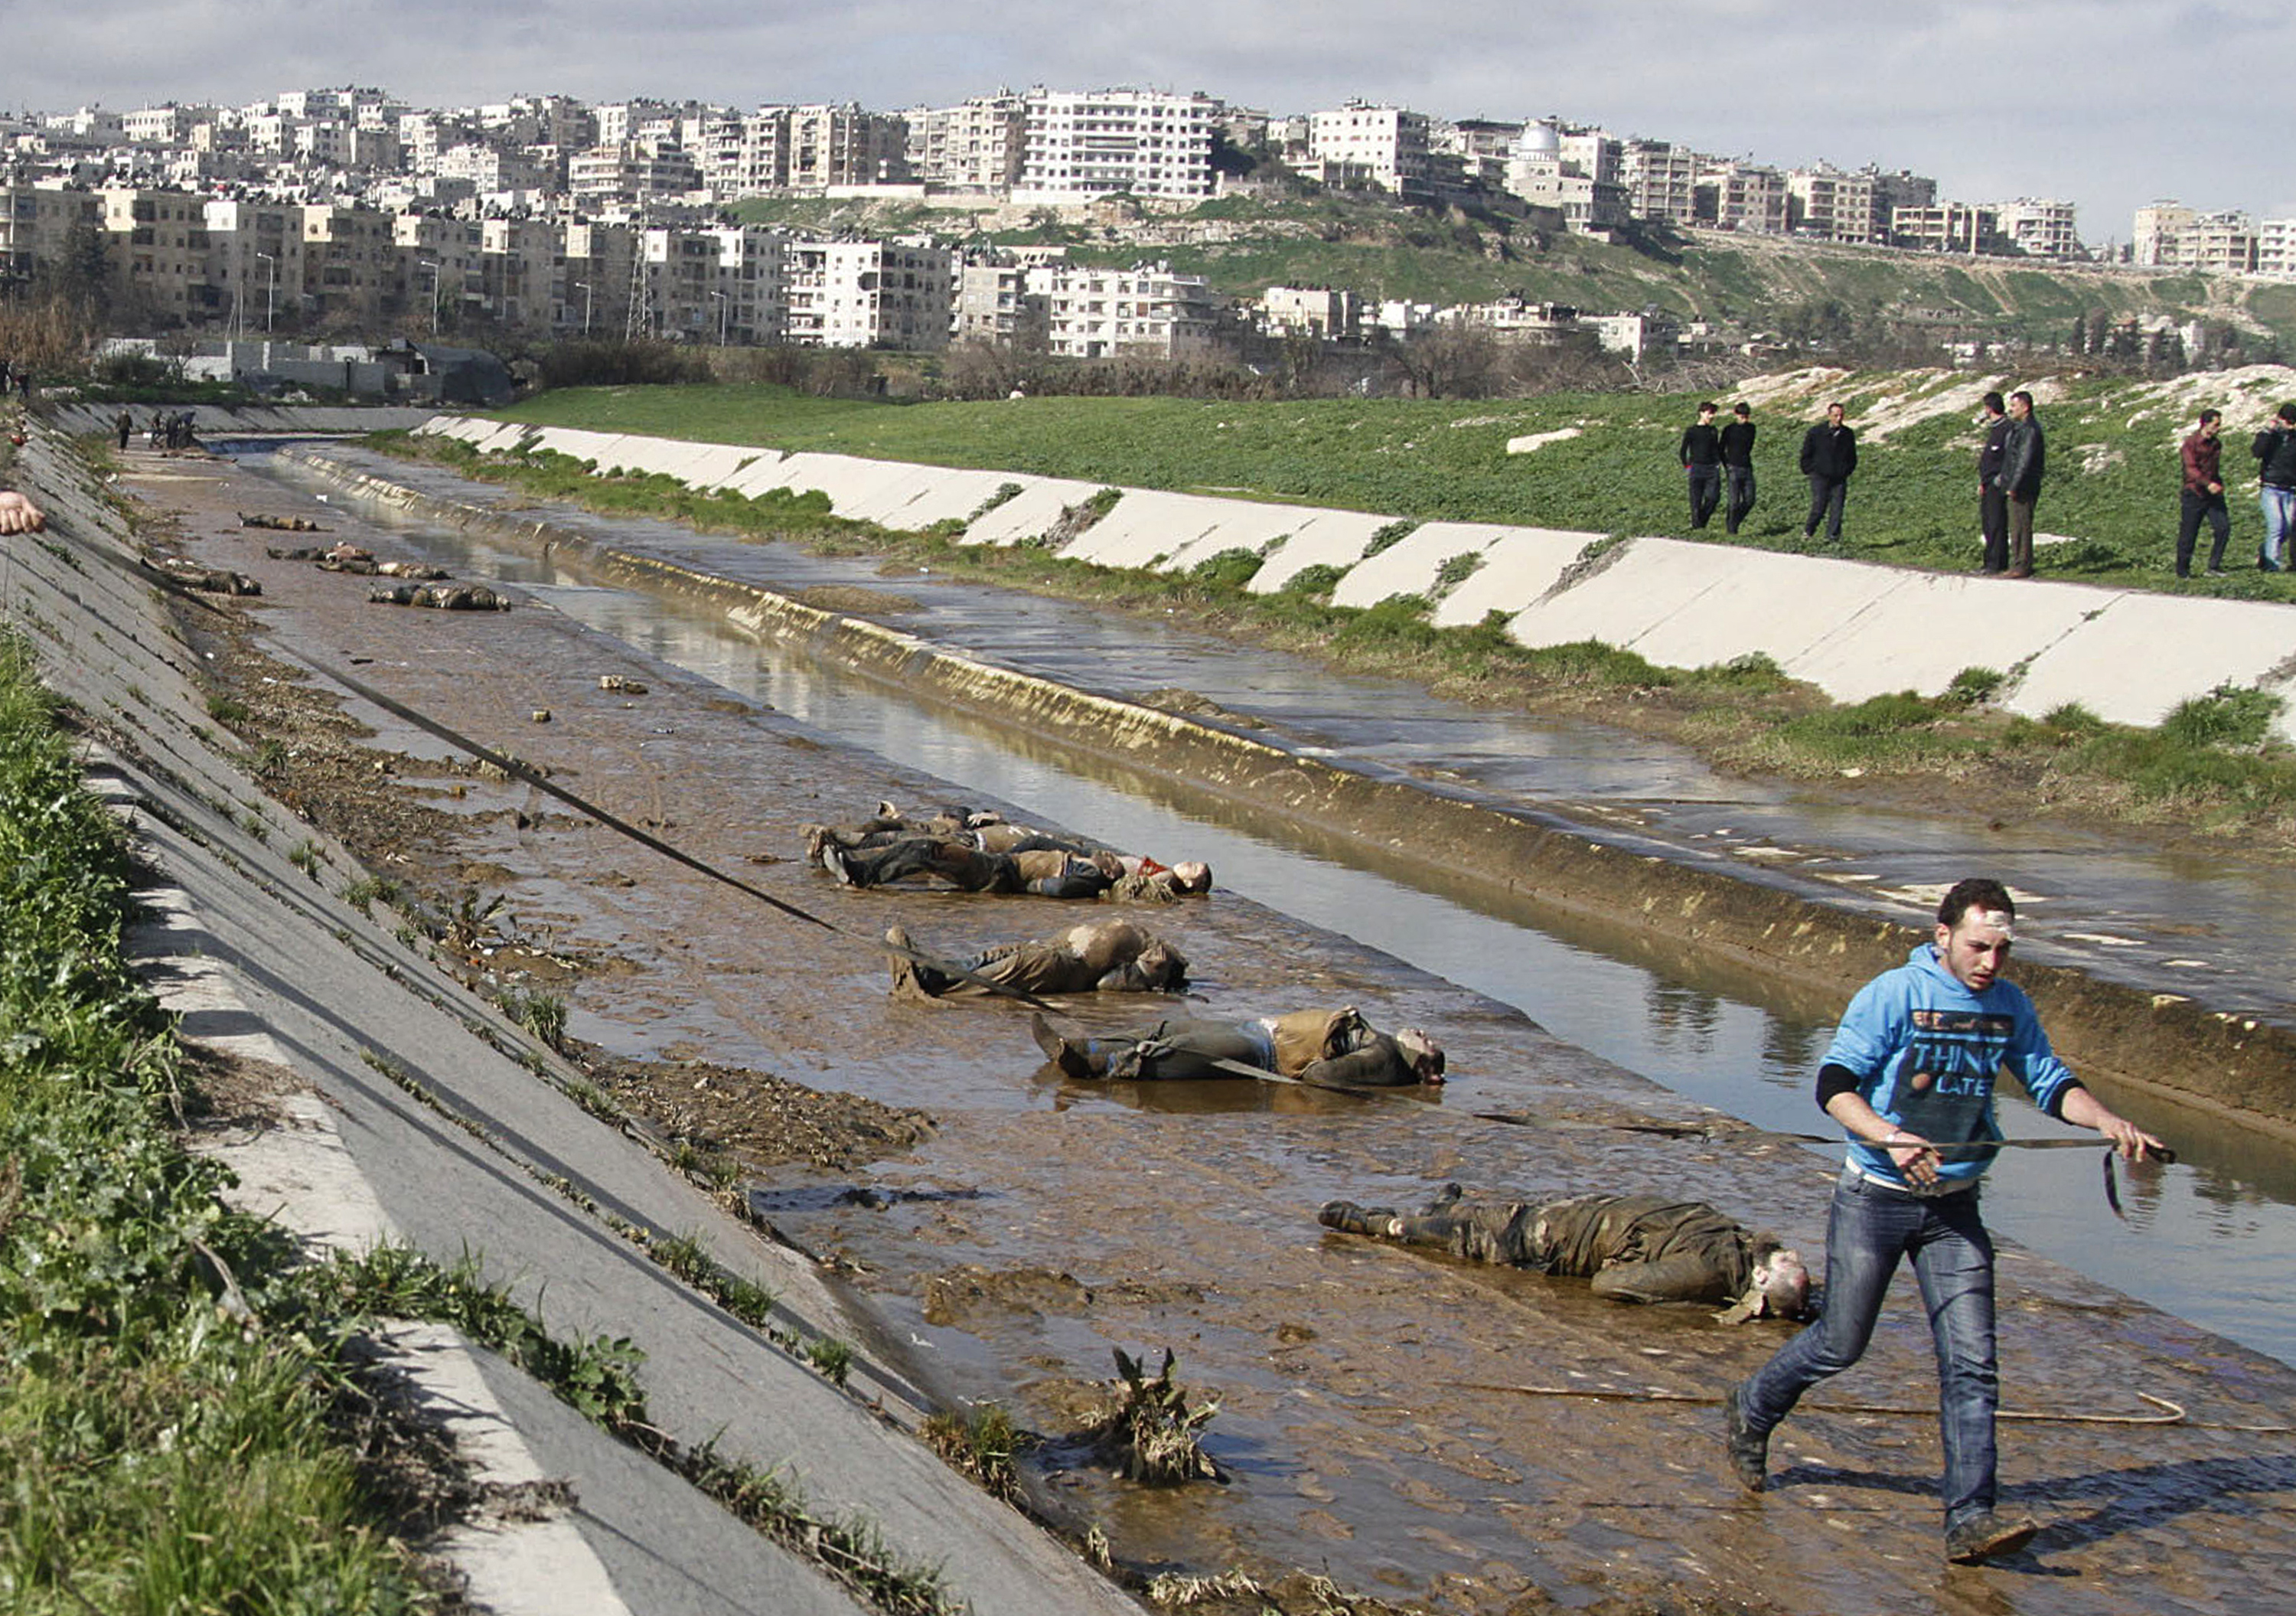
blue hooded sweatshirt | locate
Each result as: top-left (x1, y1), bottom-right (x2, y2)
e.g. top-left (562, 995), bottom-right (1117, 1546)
top-left (1824, 942), bottom-right (2079, 1189)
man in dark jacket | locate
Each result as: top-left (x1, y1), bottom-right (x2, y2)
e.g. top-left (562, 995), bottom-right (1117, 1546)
top-left (1994, 390), bottom-right (2045, 578)
top-left (1680, 402), bottom-right (1723, 530)
top-left (1720, 402), bottom-right (1758, 534)
top-left (2177, 409), bottom-right (2231, 578)
top-left (1319, 1186), bottom-right (1811, 1321)
top-left (1975, 393), bottom-right (2011, 573)
top-left (2252, 402), bottom-right (2296, 573)
top-left (1799, 402), bottom-right (1857, 543)
top-left (1031, 1005), bottom-right (1443, 1086)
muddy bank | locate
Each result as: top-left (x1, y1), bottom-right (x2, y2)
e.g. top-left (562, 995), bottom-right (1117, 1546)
top-left (289, 445), bottom-right (2296, 1131)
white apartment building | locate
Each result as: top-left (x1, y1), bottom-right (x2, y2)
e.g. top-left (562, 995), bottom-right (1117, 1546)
top-left (2257, 217), bottom-right (2296, 279)
top-left (1707, 162), bottom-right (1788, 234)
top-left (1621, 138), bottom-right (1704, 226)
top-left (702, 225), bottom-right (790, 344)
top-left (1993, 198), bottom-right (2082, 259)
top-left (1309, 103), bottom-right (1433, 198)
top-left (780, 239), bottom-right (954, 349)
top-left (952, 258), bottom-right (1030, 344)
top-left (1030, 260), bottom-right (1216, 358)
top-left (1, 186), bottom-right (99, 281)
top-left (100, 186), bottom-right (215, 322)
top-left (1015, 88), bottom-right (1218, 203)
top-left (1891, 201), bottom-right (2002, 254)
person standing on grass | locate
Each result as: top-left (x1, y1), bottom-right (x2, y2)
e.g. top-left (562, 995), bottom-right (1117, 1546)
top-left (1720, 402), bottom-right (1759, 534)
top-left (1680, 402), bottom-right (1724, 530)
top-left (2177, 409), bottom-right (2232, 578)
top-left (1976, 393), bottom-right (2011, 574)
top-left (1723, 878), bottom-right (2164, 1566)
top-left (2251, 402), bottom-right (2296, 573)
top-left (1994, 391), bottom-right (2044, 579)
top-left (1799, 401), bottom-right (1857, 544)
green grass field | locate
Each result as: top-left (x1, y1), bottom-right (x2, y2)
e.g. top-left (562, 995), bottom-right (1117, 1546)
top-left (495, 369), bottom-right (2296, 600)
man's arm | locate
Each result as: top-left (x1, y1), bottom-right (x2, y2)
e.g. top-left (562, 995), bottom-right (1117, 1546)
top-left (2054, 1085), bottom-right (2164, 1159)
top-left (1821, 1086), bottom-right (1947, 1189)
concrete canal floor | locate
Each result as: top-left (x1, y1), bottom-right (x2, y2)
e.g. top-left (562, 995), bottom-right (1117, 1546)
top-left (114, 441), bottom-right (2296, 1614)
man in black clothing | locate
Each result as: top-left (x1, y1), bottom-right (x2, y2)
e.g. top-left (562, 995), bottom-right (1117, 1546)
top-left (1319, 1186), bottom-right (1812, 1321)
top-left (1719, 402), bottom-right (1758, 534)
top-left (1976, 393), bottom-right (2011, 573)
top-left (2253, 401), bottom-right (2296, 573)
top-left (1994, 390), bottom-right (2045, 578)
top-left (1032, 1006), bottom-right (1443, 1086)
top-left (1680, 402), bottom-right (1723, 530)
top-left (1799, 402), bottom-right (1857, 543)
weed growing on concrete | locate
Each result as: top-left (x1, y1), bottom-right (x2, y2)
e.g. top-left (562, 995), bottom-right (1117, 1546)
top-left (922, 1404), bottom-right (1029, 1503)
top-left (289, 838), bottom-right (321, 877)
top-left (1362, 518), bottom-right (1416, 558)
top-left (806, 1335), bottom-right (855, 1388)
top-left (493, 984), bottom-right (568, 1053)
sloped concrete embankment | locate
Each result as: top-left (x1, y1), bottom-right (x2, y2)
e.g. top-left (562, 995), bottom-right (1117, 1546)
top-left (7, 422), bottom-right (1143, 1614)
top-left (420, 416), bottom-right (2296, 744)
top-left (291, 442), bottom-right (2296, 1134)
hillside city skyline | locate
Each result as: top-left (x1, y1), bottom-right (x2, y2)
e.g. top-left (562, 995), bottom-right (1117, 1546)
top-left (1, 3), bottom-right (2287, 233)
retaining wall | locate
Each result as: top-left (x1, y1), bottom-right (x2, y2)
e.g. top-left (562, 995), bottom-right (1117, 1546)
top-left (411, 416), bottom-right (2296, 743)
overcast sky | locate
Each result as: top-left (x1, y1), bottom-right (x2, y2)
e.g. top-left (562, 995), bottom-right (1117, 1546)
top-left (2, 2), bottom-right (2274, 243)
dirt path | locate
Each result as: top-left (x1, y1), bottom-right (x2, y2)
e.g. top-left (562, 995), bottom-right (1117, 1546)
top-left (134, 446), bottom-right (2296, 1616)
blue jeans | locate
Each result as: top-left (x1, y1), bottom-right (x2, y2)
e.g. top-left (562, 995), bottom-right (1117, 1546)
top-left (2261, 486), bottom-right (2294, 570)
top-left (1739, 1167), bottom-right (1999, 1529)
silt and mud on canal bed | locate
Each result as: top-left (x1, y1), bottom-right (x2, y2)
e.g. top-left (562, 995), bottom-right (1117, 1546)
top-left (142, 449), bottom-right (2296, 1614)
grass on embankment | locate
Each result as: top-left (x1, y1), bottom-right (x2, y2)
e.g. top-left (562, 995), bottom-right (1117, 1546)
top-left (0, 626), bottom-right (961, 1613)
top-left (492, 371), bottom-right (2296, 602)
top-left (375, 430), bottom-right (2296, 854)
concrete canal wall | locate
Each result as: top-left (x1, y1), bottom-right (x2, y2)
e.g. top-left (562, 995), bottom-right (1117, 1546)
top-left (416, 416), bottom-right (2296, 744)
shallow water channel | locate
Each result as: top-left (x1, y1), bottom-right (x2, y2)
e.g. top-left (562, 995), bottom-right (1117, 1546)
top-left (253, 444), bottom-right (2296, 1374)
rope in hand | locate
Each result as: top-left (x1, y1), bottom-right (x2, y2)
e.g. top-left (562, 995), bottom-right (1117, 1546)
top-left (1459, 1383), bottom-right (2292, 1435)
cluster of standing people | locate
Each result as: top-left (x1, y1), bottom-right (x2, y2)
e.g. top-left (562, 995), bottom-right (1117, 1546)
top-left (1684, 391), bottom-right (2294, 580)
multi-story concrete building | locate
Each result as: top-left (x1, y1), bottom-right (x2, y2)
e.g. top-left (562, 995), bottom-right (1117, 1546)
top-left (478, 216), bottom-right (559, 330)
top-left (908, 93), bottom-right (1027, 193)
top-left (299, 201), bottom-right (398, 328)
top-left (1015, 88), bottom-right (1218, 204)
top-left (2131, 201), bottom-right (2197, 266)
top-left (2257, 217), bottom-right (2296, 279)
top-left (784, 237), bottom-right (954, 349)
top-left (1786, 164), bottom-right (1878, 243)
top-left (100, 186), bottom-right (216, 323)
top-left (557, 217), bottom-right (636, 335)
top-left (700, 225), bottom-right (790, 344)
top-left (569, 143), bottom-right (702, 207)
top-left (204, 198), bottom-right (299, 335)
top-left (1308, 102), bottom-right (1436, 200)
top-left (1890, 201), bottom-right (2004, 254)
top-left (952, 257), bottom-right (1032, 344)
top-left (1, 184), bottom-right (99, 290)
top-left (1259, 285), bottom-right (1360, 339)
top-left (1993, 198), bottom-right (2082, 259)
top-left (1507, 122), bottom-right (1627, 231)
top-left (1032, 260), bottom-right (1216, 358)
top-left (1704, 162), bottom-right (1788, 233)
top-left (788, 103), bottom-right (910, 191)
top-left (1621, 137), bottom-right (1704, 226)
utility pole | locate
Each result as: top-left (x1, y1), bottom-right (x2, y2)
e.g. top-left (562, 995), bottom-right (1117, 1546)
top-left (573, 279), bottom-right (592, 335)
top-left (256, 251), bottom-right (276, 333)
top-left (711, 289), bottom-right (728, 346)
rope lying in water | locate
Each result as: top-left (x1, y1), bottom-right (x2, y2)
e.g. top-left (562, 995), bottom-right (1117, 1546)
top-left (1462, 1384), bottom-right (2292, 1434)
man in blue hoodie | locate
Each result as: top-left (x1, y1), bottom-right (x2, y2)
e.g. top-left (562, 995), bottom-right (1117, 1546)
top-left (1721, 878), bottom-right (2161, 1565)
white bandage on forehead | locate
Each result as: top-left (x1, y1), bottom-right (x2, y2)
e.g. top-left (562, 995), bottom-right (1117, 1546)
top-left (1974, 909), bottom-right (2016, 939)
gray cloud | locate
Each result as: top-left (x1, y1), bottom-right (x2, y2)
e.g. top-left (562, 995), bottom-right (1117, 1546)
top-left (2, 1), bottom-right (2285, 232)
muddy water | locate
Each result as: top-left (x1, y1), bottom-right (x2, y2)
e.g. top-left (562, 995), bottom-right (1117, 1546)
top-left (252, 443), bottom-right (2296, 1373)
top-left (214, 445), bottom-right (2296, 1613)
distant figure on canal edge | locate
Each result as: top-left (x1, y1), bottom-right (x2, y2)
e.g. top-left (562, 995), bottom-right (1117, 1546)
top-left (1976, 392), bottom-right (2011, 573)
top-left (2251, 401), bottom-right (2296, 573)
top-left (1680, 401), bottom-right (1723, 530)
top-left (1994, 390), bottom-right (2045, 579)
top-left (1319, 1186), bottom-right (1811, 1321)
top-left (1722, 877), bottom-right (2164, 1565)
top-left (1720, 402), bottom-right (1758, 534)
top-left (2177, 408), bottom-right (2231, 578)
top-left (1799, 401), bottom-right (1857, 544)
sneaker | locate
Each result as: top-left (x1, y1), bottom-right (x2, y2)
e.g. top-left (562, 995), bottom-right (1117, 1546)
top-left (2206, 567), bottom-right (2228, 578)
top-left (820, 844), bottom-right (856, 886)
top-left (1945, 1510), bottom-right (2039, 1565)
top-left (885, 925), bottom-right (924, 999)
top-left (1030, 1013), bottom-right (1095, 1080)
top-left (1722, 1384), bottom-right (1768, 1493)
top-left (1318, 1200), bottom-right (1401, 1236)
